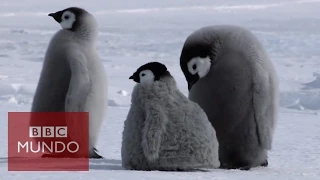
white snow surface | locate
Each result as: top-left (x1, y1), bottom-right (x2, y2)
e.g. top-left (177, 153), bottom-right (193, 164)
top-left (0, 0), bottom-right (320, 179)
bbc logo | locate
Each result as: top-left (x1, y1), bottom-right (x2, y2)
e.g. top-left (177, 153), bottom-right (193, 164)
top-left (29, 126), bottom-right (67, 138)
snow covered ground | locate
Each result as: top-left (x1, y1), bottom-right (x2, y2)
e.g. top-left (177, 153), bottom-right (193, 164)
top-left (0, 0), bottom-right (320, 179)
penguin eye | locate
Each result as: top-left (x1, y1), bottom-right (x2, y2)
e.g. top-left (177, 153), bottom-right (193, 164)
top-left (187, 58), bottom-right (199, 75)
top-left (59, 11), bottom-right (76, 29)
top-left (139, 70), bottom-right (155, 85)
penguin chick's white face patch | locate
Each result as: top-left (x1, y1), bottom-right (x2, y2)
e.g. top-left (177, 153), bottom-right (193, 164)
top-left (139, 70), bottom-right (155, 85)
top-left (60, 11), bottom-right (76, 29)
top-left (187, 56), bottom-right (211, 78)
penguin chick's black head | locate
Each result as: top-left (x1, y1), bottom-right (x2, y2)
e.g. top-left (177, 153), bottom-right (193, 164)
top-left (48, 7), bottom-right (88, 31)
top-left (129, 62), bottom-right (169, 84)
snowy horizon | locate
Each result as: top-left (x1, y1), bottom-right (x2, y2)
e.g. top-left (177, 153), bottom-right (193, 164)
top-left (0, 0), bottom-right (320, 179)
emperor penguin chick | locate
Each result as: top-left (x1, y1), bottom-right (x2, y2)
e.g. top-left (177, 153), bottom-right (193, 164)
top-left (121, 62), bottom-right (220, 171)
top-left (30, 7), bottom-right (107, 159)
top-left (180, 25), bottom-right (279, 170)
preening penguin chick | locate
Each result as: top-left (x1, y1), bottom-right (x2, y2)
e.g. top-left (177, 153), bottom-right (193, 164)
top-left (30, 7), bottom-right (108, 159)
top-left (121, 62), bottom-right (220, 171)
top-left (180, 25), bottom-right (279, 170)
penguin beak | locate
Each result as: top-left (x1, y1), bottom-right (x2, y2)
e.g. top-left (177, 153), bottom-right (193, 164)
top-left (48, 11), bottom-right (63, 23)
top-left (48, 13), bottom-right (55, 17)
top-left (187, 78), bottom-right (198, 91)
top-left (188, 82), bottom-right (193, 91)
top-left (129, 73), bottom-right (140, 83)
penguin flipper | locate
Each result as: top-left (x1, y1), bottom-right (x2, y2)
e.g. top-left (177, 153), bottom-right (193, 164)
top-left (142, 104), bottom-right (168, 162)
top-left (252, 64), bottom-right (277, 150)
top-left (64, 51), bottom-right (90, 113)
top-left (63, 51), bottom-right (95, 159)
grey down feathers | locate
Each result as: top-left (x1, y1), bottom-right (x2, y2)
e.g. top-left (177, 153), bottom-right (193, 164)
top-left (121, 75), bottom-right (220, 171)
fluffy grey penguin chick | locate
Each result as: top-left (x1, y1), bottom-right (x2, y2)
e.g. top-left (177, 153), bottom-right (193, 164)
top-left (121, 62), bottom-right (220, 171)
top-left (180, 25), bottom-right (279, 170)
top-left (30, 7), bottom-right (107, 159)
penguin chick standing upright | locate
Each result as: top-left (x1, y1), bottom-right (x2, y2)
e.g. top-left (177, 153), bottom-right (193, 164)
top-left (30, 7), bottom-right (107, 159)
top-left (121, 62), bottom-right (220, 171)
top-left (180, 25), bottom-right (279, 170)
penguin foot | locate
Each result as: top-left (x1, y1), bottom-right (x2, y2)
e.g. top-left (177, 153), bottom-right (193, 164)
top-left (41, 153), bottom-right (77, 158)
top-left (260, 159), bottom-right (268, 167)
top-left (220, 163), bottom-right (237, 170)
top-left (89, 148), bottom-right (104, 159)
top-left (238, 165), bottom-right (252, 171)
top-left (41, 148), bottom-right (104, 159)
top-left (219, 163), bottom-right (252, 171)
